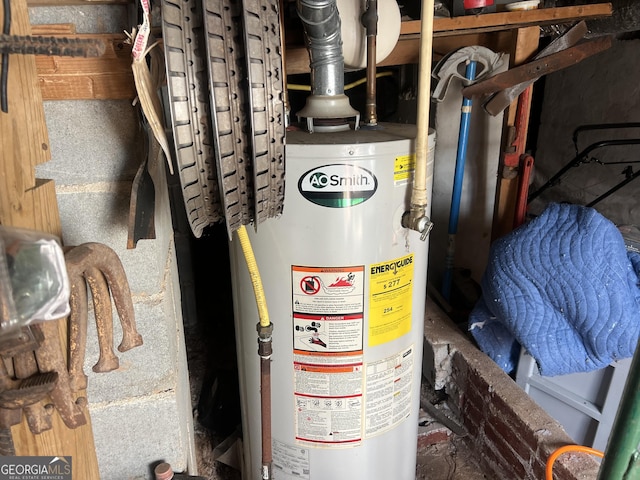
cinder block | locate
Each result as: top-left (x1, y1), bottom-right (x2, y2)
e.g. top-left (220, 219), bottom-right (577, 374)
top-left (84, 296), bottom-right (178, 404)
top-left (54, 190), bottom-right (171, 296)
top-left (89, 393), bottom-right (191, 480)
top-left (29, 5), bottom-right (130, 34)
top-left (39, 101), bottom-right (140, 185)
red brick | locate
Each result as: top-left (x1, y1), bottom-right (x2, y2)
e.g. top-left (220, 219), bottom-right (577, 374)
top-left (489, 407), bottom-right (539, 455)
top-left (417, 427), bottom-right (452, 448)
top-left (482, 443), bottom-right (528, 479)
top-left (484, 420), bottom-right (533, 467)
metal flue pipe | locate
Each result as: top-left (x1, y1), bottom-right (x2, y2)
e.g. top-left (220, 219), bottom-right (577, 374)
top-left (295, 0), bottom-right (359, 131)
top-left (296, 0), bottom-right (344, 97)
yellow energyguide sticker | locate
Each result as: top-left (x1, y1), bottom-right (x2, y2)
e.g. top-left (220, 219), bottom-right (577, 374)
top-left (368, 254), bottom-right (414, 346)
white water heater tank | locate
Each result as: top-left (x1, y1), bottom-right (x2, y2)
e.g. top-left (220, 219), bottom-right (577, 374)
top-left (229, 124), bottom-right (435, 479)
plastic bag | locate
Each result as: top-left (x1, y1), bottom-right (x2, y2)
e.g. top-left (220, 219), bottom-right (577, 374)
top-left (0, 226), bottom-right (70, 333)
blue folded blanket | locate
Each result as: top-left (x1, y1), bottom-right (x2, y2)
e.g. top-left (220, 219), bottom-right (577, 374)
top-left (469, 203), bottom-right (640, 376)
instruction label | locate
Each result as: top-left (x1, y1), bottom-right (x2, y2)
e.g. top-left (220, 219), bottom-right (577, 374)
top-left (272, 439), bottom-right (310, 479)
top-left (364, 345), bottom-right (415, 438)
top-left (291, 265), bottom-right (365, 447)
top-left (394, 153), bottom-right (416, 183)
top-left (368, 254), bottom-right (415, 346)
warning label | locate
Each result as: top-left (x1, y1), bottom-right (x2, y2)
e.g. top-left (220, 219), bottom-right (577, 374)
top-left (368, 254), bottom-right (414, 346)
top-left (292, 266), bottom-right (364, 316)
top-left (294, 390), bottom-right (363, 446)
top-left (394, 153), bottom-right (415, 183)
top-left (364, 345), bottom-right (414, 438)
top-left (291, 265), bottom-right (365, 447)
top-left (293, 314), bottom-right (363, 354)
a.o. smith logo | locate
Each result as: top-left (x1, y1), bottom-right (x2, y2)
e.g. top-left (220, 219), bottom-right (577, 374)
top-left (298, 164), bottom-right (378, 208)
top-left (0, 456), bottom-right (72, 480)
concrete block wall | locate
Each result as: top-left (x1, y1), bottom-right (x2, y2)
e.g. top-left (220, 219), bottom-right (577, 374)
top-left (34, 98), bottom-right (195, 478)
top-left (423, 301), bottom-right (602, 480)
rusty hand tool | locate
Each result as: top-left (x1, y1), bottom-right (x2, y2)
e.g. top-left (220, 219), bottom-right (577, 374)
top-left (461, 35), bottom-right (613, 99)
top-left (65, 243), bottom-right (143, 392)
top-left (84, 266), bottom-right (119, 373)
top-left (482, 20), bottom-right (589, 116)
top-left (0, 324), bottom-right (57, 434)
top-left (66, 256), bottom-right (89, 392)
top-left (10, 348), bottom-right (57, 434)
top-left (0, 358), bottom-right (23, 430)
top-left (33, 320), bottom-right (87, 429)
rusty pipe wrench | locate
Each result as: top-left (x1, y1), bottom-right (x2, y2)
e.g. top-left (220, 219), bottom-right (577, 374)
top-left (482, 20), bottom-right (589, 116)
top-left (461, 35), bottom-right (613, 99)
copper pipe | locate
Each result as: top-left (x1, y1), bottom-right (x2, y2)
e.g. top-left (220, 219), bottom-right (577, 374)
top-left (260, 352), bottom-right (272, 479)
top-left (365, 34), bottom-right (377, 125)
top-left (361, 0), bottom-right (378, 125)
top-left (257, 324), bottom-right (273, 479)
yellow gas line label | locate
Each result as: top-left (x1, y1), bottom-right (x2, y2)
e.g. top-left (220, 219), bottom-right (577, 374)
top-left (368, 254), bottom-right (414, 346)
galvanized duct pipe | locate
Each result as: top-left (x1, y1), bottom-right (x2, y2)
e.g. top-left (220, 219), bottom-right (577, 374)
top-left (296, 0), bottom-right (359, 132)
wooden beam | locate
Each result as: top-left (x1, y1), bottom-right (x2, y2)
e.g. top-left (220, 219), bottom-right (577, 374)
top-left (285, 4), bottom-right (612, 75)
top-left (35, 33), bottom-right (135, 101)
top-left (0, 3), bottom-right (100, 479)
top-left (32, 4), bottom-right (613, 99)
top-left (401, 3), bottom-right (613, 36)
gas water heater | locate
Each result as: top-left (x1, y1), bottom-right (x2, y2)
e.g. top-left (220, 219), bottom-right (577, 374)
top-left (229, 125), bottom-right (435, 479)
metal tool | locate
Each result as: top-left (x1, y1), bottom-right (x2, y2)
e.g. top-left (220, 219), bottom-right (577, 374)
top-left (127, 112), bottom-right (157, 250)
top-left (65, 242), bottom-right (143, 392)
top-left (461, 36), bottom-right (613, 99)
top-left (482, 20), bottom-right (589, 116)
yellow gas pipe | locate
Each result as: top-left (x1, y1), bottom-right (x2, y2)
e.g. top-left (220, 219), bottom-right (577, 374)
top-left (235, 225), bottom-right (273, 480)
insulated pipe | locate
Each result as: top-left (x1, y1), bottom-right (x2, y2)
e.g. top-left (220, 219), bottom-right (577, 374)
top-left (404, 0), bottom-right (435, 239)
top-left (361, 0), bottom-right (378, 126)
top-left (236, 225), bottom-right (273, 480)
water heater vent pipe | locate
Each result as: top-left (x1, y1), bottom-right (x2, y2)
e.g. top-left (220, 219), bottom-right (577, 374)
top-left (295, 0), bottom-right (360, 132)
top-left (403, 0), bottom-right (435, 239)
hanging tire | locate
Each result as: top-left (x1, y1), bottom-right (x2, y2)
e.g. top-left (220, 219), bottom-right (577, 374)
top-left (203, 0), bottom-right (252, 235)
top-left (241, 0), bottom-right (286, 225)
top-left (162, 0), bottom-right (223, 238)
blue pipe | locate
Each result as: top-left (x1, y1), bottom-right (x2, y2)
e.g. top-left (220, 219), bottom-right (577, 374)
top-left (442, 60), bottom-right (477, 302)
